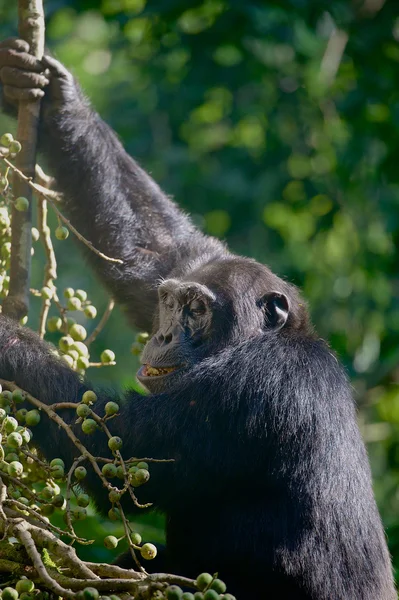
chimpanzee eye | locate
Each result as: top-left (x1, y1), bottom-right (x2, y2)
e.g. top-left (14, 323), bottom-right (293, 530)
top-left (189, 300), bottom-right (206, 315)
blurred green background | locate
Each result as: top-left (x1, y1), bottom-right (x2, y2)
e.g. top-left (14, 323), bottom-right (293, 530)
top-left (1, 0), bottom-right (399, 581)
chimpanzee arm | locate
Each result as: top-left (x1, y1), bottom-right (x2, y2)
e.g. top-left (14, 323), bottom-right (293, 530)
top-left (0, 41), bottom-right (226, 330)
top-left (0, 315), bottom-right (175, 505)
top-left (0, 315), bottom-right (234, 514)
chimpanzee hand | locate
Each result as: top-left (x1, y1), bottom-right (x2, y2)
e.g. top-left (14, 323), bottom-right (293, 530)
top-left (0, 38), bottom-right (82, 118)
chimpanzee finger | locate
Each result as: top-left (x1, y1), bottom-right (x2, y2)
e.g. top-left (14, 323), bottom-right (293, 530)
top-left (1, 67), bottom-right (49, 89)
top-left (0, 38), bottom-right (30, 53)
top-left (42, 55), bottom-right (72, 80)
top-left (0, 48), bottom-right (43, 72)
top-left (3, 85), bottom-right (45, 102)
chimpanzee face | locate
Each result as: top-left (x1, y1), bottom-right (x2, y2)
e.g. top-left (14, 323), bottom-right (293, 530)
top-left (137, 258), bottom-right (297, 393)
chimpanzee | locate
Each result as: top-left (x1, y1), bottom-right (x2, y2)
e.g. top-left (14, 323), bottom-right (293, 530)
top-left (0, 38), bottom-right (396, 599)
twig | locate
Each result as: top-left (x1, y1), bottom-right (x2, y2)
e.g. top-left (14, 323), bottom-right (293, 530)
top-left (86, 298), bottom-right (115, 345)
top-left (35, 164), bottom-right (61, 201)
top-left (37, 196), bottom-right (57, 337)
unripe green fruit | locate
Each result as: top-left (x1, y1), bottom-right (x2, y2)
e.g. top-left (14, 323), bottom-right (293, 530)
top-left (75, 289), bottom-right (87, 302)
top-left (104, 535), bottom-right (118, 549)
top-left (74, 466), bottom-right (87, 480)
top-left (41, 486), bottom-right (55, 500)
top-left (1, 242), bottom-right (11, 258)
top-left (2, 587), bottom-right (19, 600)
top-left (82, 390), bottom-right (97, 404)
top-left (108, 507), bottom-right (121, 521)
top-left (19, 315), bottom-right (28, 326)
top-left (166, 586), bottom-right (183, 600)
top-left (210, 580), bottom-right (226, 594)
top-left (203, 591), bottom-right (219, 600)
top-left (196, 574), bottom-right (213, 592)
top-left (108, 489), bottom-right (121, 503)
top-left (77, 356), bottom-right (90, 370)
top-left (12, 389), bottom-right (25, 404)
top-left (130, 342), bottom-right (143, 356)
top-left (132, 468), bottom-right (150, 486)
top-left (1, 389), bottom-right (11, 401)
top-left (68, 348), bottom-right (79, 362)
top-left (51, 465), bottom-right (65, 480)
top-left (5, 452), bottom-right (19, 463)
top-left (10, 489), bottom-right (21, 499)
top-left (19, 428), bottom-right (31, 443)
top-left (105, 401), bottom-right (119, 416)
top-left (8, 460), bottom-right (23, 477)
top-left (15, 196), bottom-right (29, 212)
top-left (76, 404), bottom-right (91, 418)
top-left (52, 494), bottom-right (65, 508)
top-left (182, 594), bottom-right (195, 600)
top-left (47, 316), bottom-right (63, 332)
top-left (59, 335), bottom-right (74, 352)
top-left (68, 350), bottom-right (79, 362)
top-left (66, 316), bottom-right (76, 329)
top-left (108, 436), bottom-right (122, 452)
top-left (4, 416), bottom-right (18, 432)
top-left (9, 140), bottom-right (22, 154)
top-left (194, 595), bottom-right (204, 600)
top-left (64, 287), bottom-right (75, 299)
top-left (16, 579), bottom-right (34, 594)
top-left (0, 408), bottom-right (7, 421)
top-left (55, 225), bottom-right (69, 240)
top-left (84, 305), bottom-right (97, 319)
top-left (140, 542), bottom-right (157, 560)
top-left (67, 297), bottom-right (82, 311)
top-left (116, 465), bottom-right (125, 479)
top-left (82, 588), bottom-right (99, 600)
top-left (1, 133), bottom-right (13, 146)
top-left (41, 286), bottom-right (53, 300)
top-left (70, 324), bottom-right (87, 342)
top-left (7, 432), bottom-right (23, 448)
top-left (50, 458), bottom-right (65, 468)
top-left (102, 463), bottom-right (117, 478)
top-left (130, 532), bottom-right (142, 545)
top-left (72, 506), bottom-right (87, 520)
top-left (101, 349), bottom-right (115, 364)
top-left (25, 410), bottom-right (40, 426)
top-left (73, 341), bottom-right (89, 357)
top-left (15, 409), bottom-right (27, 423)
top-left (77, 493), bottom-right (90, 507)
top-left (136, 461), bottom-right (149, 470)
top-left (81, 418), bottom-right (97, 435)
top-left (136, 332), bottom-right (149, 344)
top-left (62, 354), bottom-right (75, 368)
top-left (41, 503), bottom-right (55, 516)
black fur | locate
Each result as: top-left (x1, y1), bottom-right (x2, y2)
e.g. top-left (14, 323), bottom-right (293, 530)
top-left (0, 40), bottom-right (396, 599)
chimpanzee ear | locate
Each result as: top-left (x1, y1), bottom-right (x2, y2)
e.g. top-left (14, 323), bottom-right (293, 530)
top-left (258, 292), bottom-right (290, 330)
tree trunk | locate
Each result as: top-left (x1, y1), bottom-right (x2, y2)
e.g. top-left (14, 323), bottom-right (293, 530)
top-left (2, 0), bottom-right (45, 320)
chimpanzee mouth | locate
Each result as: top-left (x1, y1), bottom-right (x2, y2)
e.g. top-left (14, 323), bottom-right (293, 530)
top-left (138, 364), bottom-right (182, 378)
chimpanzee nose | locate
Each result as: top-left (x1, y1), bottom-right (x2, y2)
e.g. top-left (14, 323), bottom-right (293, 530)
top-left (156, 332), bottom-right (173, 345)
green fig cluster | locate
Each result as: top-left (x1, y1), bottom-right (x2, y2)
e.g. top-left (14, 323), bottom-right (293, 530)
top-left (0, 199), bottom-right (11, 298)
top-left (43, 288), bottom-right (112, 374)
